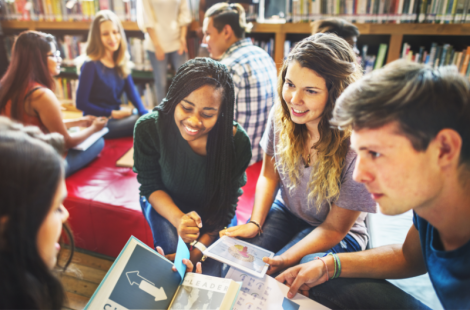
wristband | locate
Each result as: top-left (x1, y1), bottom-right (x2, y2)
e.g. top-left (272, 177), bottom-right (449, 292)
top-left (248, 220), bottom-right (263, 236)
top-left (190, 241), bottom-right (207, 262)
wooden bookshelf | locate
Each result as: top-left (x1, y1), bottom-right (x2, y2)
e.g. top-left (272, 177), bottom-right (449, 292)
top-left (3, 20), bottom-right (470, 68)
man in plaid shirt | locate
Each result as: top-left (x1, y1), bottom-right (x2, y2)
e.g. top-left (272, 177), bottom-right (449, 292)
top-left (203, 3), bottom-right (277, 165)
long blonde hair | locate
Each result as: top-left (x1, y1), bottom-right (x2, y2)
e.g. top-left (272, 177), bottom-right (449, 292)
top-left (85, 10), bottom-right (131, 77)
top-left (275, 33), bottom-right (362, 210)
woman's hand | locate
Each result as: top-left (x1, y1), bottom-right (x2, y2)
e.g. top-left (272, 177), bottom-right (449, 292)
top-left (91, 117), bottom-right (108, 132)
top-left (81, 115), bottom-right (96, 127)
top-left (177, 211), bottom-right (202, 243)
top-left (156, 246), bottom-right (202, 274)
top-left (154, 44), bottom-right (165, 61)
top-left (263, 255), bottom-right (289, 275)
top-left (178, 37), bottom-right (188, 55)
top-left (219, 222), bottom-right (260, 239)
top-left (275, 259), bottom-right (328, 299)
top-left (111, 107), bottom-right (133, 120)
top-left (189, 248), bottom-right (204, 267)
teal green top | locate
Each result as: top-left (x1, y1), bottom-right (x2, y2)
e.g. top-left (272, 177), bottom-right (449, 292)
top-left (133, 111), bottom-right (252, 226)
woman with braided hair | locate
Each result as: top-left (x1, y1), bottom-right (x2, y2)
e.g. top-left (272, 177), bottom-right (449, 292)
top-left (133, 58), bottom-right (252, 275)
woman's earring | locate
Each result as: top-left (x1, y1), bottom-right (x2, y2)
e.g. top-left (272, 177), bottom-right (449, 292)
top-left (222, 113), bottom-right (224, 117)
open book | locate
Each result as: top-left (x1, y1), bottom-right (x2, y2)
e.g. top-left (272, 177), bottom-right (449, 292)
top-left (85, 236), bottom-right (241, 310)
top-left (225, 267), bottom-right (330, 310)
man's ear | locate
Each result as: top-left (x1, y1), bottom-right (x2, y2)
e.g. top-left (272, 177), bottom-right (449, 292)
top-left (222, 24), bottom-right (234, 41)
top-left (434, 129), bottom-right (462, 169)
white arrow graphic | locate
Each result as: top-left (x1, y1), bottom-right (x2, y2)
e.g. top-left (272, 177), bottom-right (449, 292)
top-left (126, 271), bottom-right (167, 302)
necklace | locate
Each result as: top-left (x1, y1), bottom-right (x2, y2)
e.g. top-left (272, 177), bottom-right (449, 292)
top-left (305, 146), bottom-right (315, 168)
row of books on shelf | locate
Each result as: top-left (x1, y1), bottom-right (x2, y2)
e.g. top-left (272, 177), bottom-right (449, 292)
top-left (3, 34), bottom-right (152, 72)
top-left (286, 0), bottom-right (470, 23)
top-left (0, 0), bottom-right (137, 21)
top-left (402, 43), bottom-right (470, 75)
top-left (251, 37), bottom-right (275, 58)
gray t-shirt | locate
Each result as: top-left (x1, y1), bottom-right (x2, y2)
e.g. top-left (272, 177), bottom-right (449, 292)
top-left (260, 106), bottom-right (376, 249)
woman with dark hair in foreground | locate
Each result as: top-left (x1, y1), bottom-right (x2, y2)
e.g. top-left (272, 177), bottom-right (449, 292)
top-left (0, 116), bottom-right (72, 309)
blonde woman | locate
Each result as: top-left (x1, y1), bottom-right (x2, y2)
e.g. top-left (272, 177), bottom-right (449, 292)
top-left (76, 10), bottom-right (148, 139)
top-left (221, 33), bottom-right (376, 275)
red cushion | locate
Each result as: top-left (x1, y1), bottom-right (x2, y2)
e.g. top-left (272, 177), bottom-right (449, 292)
top-left (64, 137), bottom-right (261, 257)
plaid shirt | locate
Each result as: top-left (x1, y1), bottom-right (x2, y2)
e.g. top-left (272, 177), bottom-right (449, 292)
top-left (221, 38), bottom-right (277, 165)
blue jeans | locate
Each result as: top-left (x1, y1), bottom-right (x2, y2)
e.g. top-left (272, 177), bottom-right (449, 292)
top-left (305, 277), bottom-right (431, 310)
top-left (147, 50), bottom-right (187, 106)
top-left (139, 196), bottom-right (237, 277)
top-left (247, 200), bottom-right (361, 257)
top-left (105, 114), bottom-right (139, 139)
top-left (65, 137), bottom-right (104, 177)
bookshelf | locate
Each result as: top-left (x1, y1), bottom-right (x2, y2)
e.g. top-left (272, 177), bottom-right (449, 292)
top-left (3, 20), bottom-right (469, 69)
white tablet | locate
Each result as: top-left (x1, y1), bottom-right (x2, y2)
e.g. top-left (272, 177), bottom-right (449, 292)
top-left (204, 236), bottom-right (274, 278)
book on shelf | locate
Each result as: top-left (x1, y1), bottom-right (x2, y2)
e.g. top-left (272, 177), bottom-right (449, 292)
top-left (280, 0), bottom-right (470, 23)
top-left (0, 0), bottom-right (138, 21)
top-left (85, 236), bottom-right (242, 310)
top-left (402, 42), bottom-right (470, 77)
top-left (249, 37), bottom-right (275, 58)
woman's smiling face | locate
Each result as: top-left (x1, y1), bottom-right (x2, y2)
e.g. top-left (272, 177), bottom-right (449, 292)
top-left (282, 60), bottom-right (329, 127)
top-left (174, 84), bottom-right (223, 142)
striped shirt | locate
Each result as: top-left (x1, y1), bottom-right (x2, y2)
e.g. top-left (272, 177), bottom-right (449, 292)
top-left (220, 38), bottom-right (278, 165)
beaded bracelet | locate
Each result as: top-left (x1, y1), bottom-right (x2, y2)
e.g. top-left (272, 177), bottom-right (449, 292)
top-left (315, 256), bottom-right (329, 282)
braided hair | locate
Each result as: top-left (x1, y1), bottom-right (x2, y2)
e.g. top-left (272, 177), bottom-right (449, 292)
top-left (156, 58), bottom-right (235, 233)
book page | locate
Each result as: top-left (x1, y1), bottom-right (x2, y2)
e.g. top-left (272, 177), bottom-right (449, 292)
top-left (169, 273), bottom-right (233, 310)
top-left (72, 127), bottom-right (109, 151)
top-left (226, 267), bottom-right (330, 310)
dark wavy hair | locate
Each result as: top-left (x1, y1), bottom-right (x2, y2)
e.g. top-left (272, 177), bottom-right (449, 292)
top-left (156, 57), bottom-right (235, 233)
top-left (0, 117), bottom-right (74, 309)
top-left (0, 31), bottom-right (56, 121)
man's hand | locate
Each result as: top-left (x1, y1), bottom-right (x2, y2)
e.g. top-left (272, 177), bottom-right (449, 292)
top-left (177, 211), bottom-right (202, 243)
top-left (219, 222), bottom-right (259, 239)
top-left (178, 37), bottom-right (188, 55)
top-left (275, 259), bottom-right (328, 299)
top-left (155, 44), bottom-right (165, 61)
top-left (156, 247), bottom-right (202, 274)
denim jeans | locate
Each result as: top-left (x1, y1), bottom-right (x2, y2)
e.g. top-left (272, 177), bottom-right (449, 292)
top-left (104, 114), bottom-right (139, 139)
top-left (306, 277), bottom-right (431, 310)
top-left (139, 196), bottom-right (239, 277)
top-left (147, 50), bottom-right (187, 106)
top-left (65, 137), bottom-right (104, 177)
top-left (247, 200), bottom-right (361, 257)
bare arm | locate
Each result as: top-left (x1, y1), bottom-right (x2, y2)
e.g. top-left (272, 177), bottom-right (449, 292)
top-left (220, 152), bottom-right (280, 238)
top-left (30, 89), bottom-right (106, 149)
top-left (277, 225), bottom-right (427, 297)
top-left (269, 205), bottom-right (360, 272)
